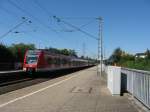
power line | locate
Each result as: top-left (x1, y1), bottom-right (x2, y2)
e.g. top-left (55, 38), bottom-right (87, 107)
top-left (14, 29), bottom-right (37, 34)
top-left (59, 17), bottom-right (97, 20)
top-left (24, 23), bottom-right (52, 45)
top-left (34, 0), bottom-right (85, 39)
top-left (33, 1), bottom-right (99, 55)
top-left (53, 16), bottom-right (98, 40)
top-left (13, 22), bottom-right (52, 47)
top-left (8, 0), bottom-right (59, 35)
top-left (34, 0), bottom-right (96, 36)
top-left (82, 42), bottom-right (86, 57)
top-left (79, 19), bottom-right (96, 28)
top-left (0, 17), bottom-right (30, 40)
top-left (33, 0), bottom-right (55, 16)
top-left (0, 0), bottom-right (60, 43)
top-left (8, 0), bottom-right (100, 59)
top-left (0, 5), bottom-right (19, 19)
top-left (56, 19), bottom-right (96, 32)
top-left (56, 22), bottom-right (74, 32)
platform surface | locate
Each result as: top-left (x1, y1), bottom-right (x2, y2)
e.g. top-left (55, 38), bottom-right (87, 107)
top-left (0, 67), bottom-right (139, 112)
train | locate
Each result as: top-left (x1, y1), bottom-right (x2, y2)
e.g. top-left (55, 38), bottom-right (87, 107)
top-left (23, 49), bottom-right (94, 74)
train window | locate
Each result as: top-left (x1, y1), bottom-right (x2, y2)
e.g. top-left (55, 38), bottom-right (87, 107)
top-left (26, 55), bottom-right (38, 64)
top-left (53, 58), bottom-right (60, 65)
top-left (61, 58), bottom-right (67, 64)
top-left (47, 57), bottom-right (52, 64)
top-left (73, 61), bottom-right (76, 66)
top-left (64, 59), bottom-right (67, 64)
top-left (69, 60), bottom-right (72, 66)
top-left (52, 58), bottom-right (56, 64)
top-left (60, 58), bottom-right (63, 64)
top-left (56, 58), bottom-right (60, 65)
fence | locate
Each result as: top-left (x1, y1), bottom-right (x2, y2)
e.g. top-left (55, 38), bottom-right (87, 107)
top-left (121, 68), bottom-right (150, 109)
top-left (105, 65), bottom-right (150, 108)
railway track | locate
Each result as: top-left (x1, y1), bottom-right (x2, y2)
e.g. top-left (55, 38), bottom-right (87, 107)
top-left (0, 76), bottom-right (51, 95)
top-left (0, 66), bottom-right (92, 95)
top-left (0, 78), bottom-right (33, 87)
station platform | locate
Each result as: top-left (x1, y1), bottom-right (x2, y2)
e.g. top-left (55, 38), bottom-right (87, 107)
top-left (0, 70), bottom-right (23, 74)
top-left (0, 67), bottom-right (140, 112)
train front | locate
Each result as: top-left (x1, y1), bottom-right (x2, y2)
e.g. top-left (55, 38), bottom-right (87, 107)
top-left (23, 50), bottom-right (41, 74)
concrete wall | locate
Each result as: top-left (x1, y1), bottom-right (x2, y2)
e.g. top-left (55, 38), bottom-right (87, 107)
top-left (98, 64), bottom-right (105, 72)
top-left (106, 66), bottom-right (121, 95)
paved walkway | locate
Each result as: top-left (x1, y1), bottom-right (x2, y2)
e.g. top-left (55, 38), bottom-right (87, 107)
top-left (59, 68), bottom-right (138, 112)
top-left (0, 67), bottom-right (139, 112)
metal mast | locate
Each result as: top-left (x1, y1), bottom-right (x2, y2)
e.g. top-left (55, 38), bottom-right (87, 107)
top-left (97, 17), bottom-right (103, 76)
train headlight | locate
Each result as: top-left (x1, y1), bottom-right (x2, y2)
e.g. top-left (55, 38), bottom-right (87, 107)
top-left (23, 68), bottom-right (26, 71)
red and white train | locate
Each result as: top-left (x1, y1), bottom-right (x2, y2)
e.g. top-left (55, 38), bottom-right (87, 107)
top-left (23, 50), bottom-right (92, 74)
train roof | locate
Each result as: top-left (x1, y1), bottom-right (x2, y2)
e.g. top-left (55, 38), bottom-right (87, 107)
top-left (27, 49), bottom-right (75, 58)
top-left (27, 50), bottom-right (89, 62)
top-left (71, 58), bottom-right (88, 62)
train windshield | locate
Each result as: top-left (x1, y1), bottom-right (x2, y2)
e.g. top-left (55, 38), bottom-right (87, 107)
top-left (26, 55), bottom-right (38, 64)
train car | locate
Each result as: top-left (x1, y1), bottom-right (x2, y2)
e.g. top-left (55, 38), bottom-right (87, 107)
top-left (23, 50), bottom-right (89, 74)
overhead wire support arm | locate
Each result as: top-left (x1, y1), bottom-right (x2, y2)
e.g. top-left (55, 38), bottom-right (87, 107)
top-left (53, 16), bottom-right (98, 40)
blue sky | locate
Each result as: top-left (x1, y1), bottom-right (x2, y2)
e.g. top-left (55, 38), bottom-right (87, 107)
top-left (0, 0), bottom-right (150, 58)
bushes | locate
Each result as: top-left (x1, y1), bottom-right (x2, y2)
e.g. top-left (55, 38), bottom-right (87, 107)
top-left (108, 48), bottom-right (150, 71)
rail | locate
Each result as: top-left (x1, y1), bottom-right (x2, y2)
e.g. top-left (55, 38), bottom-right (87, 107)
top-left (0, 70), bottom-right (23, 74)
top-left (0, 70), bottom-right (24, 77)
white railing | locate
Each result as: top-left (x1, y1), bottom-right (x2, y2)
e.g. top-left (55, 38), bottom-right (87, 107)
top-left (121, 68), bottom-right (150, 109)
top-left (104, 65), bottom-right (150, 109)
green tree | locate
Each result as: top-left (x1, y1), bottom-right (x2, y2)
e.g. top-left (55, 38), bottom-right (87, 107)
top-left (60, 49), bottom-right (77, 57)
top-left (108, 47), bottom-right (150, 71)
top-left (9, 43), bottom-right (35, 62)
top-left (0, 44), bottom-right (14, 63)
top-left (47, 47), bottom-right (60, 54)
top-left (47, 47), bottom-right (77, 57)
top-left (68, 49), bottom-right (77, 57)
top-left (108, 47), bottom-right (135, 66)
top-left (108, 47), bottom-right (123, 65)
top-left (59, 49), bottom-right (69, 55)
top-left (145, 49), bottom-right (150, 59)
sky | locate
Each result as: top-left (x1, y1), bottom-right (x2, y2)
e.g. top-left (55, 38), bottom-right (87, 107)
top-left (0, 0), bottom-right (150, 58)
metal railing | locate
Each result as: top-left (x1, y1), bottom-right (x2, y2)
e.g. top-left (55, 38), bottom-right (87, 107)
top-left (121, 68), bottom-right (150, 109)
